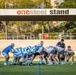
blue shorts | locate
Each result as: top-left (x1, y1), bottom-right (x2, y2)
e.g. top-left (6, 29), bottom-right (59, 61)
top-left (23, 53), bottom-right (28, 58)
top-left (2, 52), bottom-right (8, 57)
top-left (28, 54), bottom-right (32, 58)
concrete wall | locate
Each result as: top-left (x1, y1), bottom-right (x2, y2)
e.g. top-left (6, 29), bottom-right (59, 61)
top-left (0, 40), bottom-right (76, 57)
top-left (0, 40), bottom-right (76, 50)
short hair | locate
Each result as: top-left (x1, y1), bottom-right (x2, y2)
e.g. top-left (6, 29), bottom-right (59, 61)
top-left (40, 41), bottom-right (44, 43)
top-left (11, 43), bottom-right (15, 47)
top-left (68, 46), bottom-right (71, 48)
top-left (61, 39), bottom-right (64, 41)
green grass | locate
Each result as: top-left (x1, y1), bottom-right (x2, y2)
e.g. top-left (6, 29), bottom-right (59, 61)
top-left (0, 61), bottom-right (76, 75)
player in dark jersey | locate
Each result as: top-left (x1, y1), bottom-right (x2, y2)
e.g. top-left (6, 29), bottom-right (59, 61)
top-left (56, 39), bottom-right (65, 64)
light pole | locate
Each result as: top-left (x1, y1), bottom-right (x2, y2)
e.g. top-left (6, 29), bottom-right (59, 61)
top-left (42, 21), bottom-right (44, 39)
top-left (5, 22), bottom-right (8, 40)
top-left (4, 1), bottom-right (8, 40)
top-left (3, 21), bottom-right (8, 40)
top-left (41, 0), bottom-right (45, 39)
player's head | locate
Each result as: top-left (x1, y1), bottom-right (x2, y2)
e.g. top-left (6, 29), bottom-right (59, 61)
top-left (68, 46), bottom-right (71, 50)
top-left (11, 43), bottom-right (15, 48)
top-left (40, 41), bottom-right (44, 46)
top-left (61, 39), bottom-right (64, 43)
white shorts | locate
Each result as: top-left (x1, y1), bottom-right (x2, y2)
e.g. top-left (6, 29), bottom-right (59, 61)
top-left (2, 52), bottom-right (8, 57)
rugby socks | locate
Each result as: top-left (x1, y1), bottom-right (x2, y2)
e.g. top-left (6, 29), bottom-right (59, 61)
top-left (39, 58), bottom-right (42, 64)
top-left (28, 58), bottom-right (31, 65)
top-left (22, 57), bottom-right (25, 62)
top-left (48, 60), bottom-right (53, 65)
top-left (66, 57), bottom-right (69, 62)
top-left (10, 59), bottom-right (16, 65)
top-left (53, 59), bottom-right (58, 65)
top-left (4, 58), bottom-right (8, 65)
top-left (60, 58), bottom-right (66, 64)
top-left (43, 58), bottom-right (46, 64)
top-left (22, 58), bottom-right (26, 65)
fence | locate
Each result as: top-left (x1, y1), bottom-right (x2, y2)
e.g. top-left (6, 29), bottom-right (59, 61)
top-left (0, 33), bottom-right (76, 40)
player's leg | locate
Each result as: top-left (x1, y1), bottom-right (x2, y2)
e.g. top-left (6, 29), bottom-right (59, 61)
top-left (48, 54), bottom-right (53, 65)
top-left (2, 52), bottom-right (9, 65)
top-left (16, 54), bottom-right (22, 65)
top-left (30, 52), bottom-right (39, 64)
top-left (59, 51), bottom-right (65, 64)
top-left (27, 54), bottom-right (33, 65)
top-left (30, 54), bottom-right (35, 64)
top-left (5, 55), bottom-right (9, 65)
top-left (43, 51), bottom-right (48, 64)
top-left (21, 54), bottom-right (28, 65)
top-left (10, 57), bottom-right (17, 65)
top-left (30, 52), bottom-right (37, 63)
top-left (10, 53), bottom-right (19, 65)
top-left (16, 57), bottom-right (21, 65)
top-left (70, 54), bottom-right (74, 65)
top-left (21, 56), bottom-right (26, 65)
top-left (28, 58), bottom-right (31, 65)
top-left (58, 53), bottom-right (60, 63)
top-left (39, 55), bottom-right (43, 64)
top-left (52, 54), bottom-right (58, 65)
top-left (65, 53), bottom-right (70, 63)
top-left (50, 50), bottom-right (58, 65)
top-left (40, 51), bottom-right (47, 65)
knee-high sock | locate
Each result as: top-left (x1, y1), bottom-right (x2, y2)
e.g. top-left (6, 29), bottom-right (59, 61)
top-left (28, 58), bottom-right (31, 65)
top-left (10, 58), bottom-right (16, 64)
top-left (4, 58), bottom-right (8, 64)
top-left (39, 58), bottom-right (42, 64)
top-left (43, 58), bottom-right (46, 64)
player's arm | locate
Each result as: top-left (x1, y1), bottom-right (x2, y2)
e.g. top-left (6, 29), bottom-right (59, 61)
top-left (11, 49), bottom-right (14, 53)
top-left (56, 42), bottom-right (60, 46)
top-left (72, 49), bottom-right (75, 55)
top-left (64, 43), bottom-right (66, 50)
top-left (65, 50), bottom-right (69, 55)
top-left (43, 47), bottom-right (46, 52)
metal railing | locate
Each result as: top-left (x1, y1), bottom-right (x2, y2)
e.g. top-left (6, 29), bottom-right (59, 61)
top-left (0, 33), bottom-right (76, 40)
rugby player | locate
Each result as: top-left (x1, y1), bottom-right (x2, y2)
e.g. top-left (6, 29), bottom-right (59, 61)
top-left (30, 41), bottom-right (44, 65)
top-left (2, 43), bottom-right (15, 65)
top-left (56, 39), bottom-right (65, 64)
top-left (65, 46), bottom-right (74, 65)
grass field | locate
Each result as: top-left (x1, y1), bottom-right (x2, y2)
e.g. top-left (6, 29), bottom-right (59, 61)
top-left (0, 61), bottom-right (76, 75)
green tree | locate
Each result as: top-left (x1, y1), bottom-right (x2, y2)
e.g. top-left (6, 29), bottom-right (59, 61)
top-left (65, 21), bottom-right (76, 31)
top-left (0, 0), bottom-right (35, 8)
top-left (0, 0), bottom-right (4, 8)
top-left (17, 0), bottom-right (35, 8)
top-left (58, 0), bottom-right (76, 8)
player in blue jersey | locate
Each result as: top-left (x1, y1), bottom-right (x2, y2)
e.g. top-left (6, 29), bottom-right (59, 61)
top-left (65, 46), bottom-right (74, 65)
top-left (2, 43), bottom-right (15, 65)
